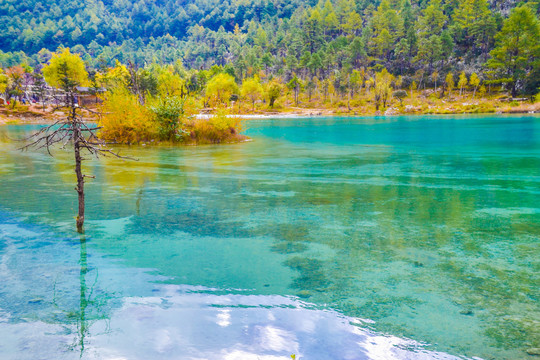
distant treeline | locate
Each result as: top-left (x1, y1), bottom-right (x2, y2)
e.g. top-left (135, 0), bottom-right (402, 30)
top-left (0, 0), bottom-right (539, 96)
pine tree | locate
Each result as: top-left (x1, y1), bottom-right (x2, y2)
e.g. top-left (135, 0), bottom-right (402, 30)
top-left (486, 5), bottom-right (540, 97)
top-left (417, 0), bottom-right (447, 37)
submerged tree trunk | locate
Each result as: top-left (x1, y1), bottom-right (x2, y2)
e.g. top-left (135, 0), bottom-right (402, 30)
top-left (74, 131), bottom-right (85, 233)
top-left (67, 92), bottom-right (86, 233)
top-left (22, 60), bottom-right (133, 234)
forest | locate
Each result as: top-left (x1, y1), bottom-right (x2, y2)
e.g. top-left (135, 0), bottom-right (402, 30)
top-left (0, 0), bottom-right (539, 98)
top-left (1, 2), bottom-right (539, 359)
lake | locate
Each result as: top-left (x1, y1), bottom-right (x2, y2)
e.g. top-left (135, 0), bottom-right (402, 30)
top-left (0, 115), bottom-right (538, 360)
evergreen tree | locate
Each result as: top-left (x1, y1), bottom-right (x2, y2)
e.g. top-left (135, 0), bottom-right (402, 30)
top-left (486, 5), bottom-right (540, 97)
top-left (417, 0), bottom-right (447, 37)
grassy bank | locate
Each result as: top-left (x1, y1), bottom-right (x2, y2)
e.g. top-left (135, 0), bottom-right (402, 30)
top-left (2, 92), bottom-right (538, 129)
top-left (224, 90), bottom-right (540, 117)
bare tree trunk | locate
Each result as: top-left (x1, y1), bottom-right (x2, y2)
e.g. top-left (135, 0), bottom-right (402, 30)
top-left (22, 62), bottom-right (133, 234)
top-left (66, 91), bottom-right (85, 233)
top-left (74, 132), bottom-right (85, 233)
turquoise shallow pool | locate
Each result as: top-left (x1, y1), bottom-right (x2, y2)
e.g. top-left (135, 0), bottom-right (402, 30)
top-left (0, 115), bottom-right (539, 359)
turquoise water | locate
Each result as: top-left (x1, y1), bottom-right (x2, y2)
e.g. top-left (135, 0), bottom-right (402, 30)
top-left (0, 115), bottom-right (539, 359)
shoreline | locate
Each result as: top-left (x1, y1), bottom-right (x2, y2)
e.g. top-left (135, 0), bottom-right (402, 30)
top-left (196, 110), bottom-right (540, 120)
top-left (1, 107), bottom-right (539, 126)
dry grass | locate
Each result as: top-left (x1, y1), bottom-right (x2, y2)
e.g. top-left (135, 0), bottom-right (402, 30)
top-left (500, 102), bottom-right (540, 114)
top-left (98, 90), bottom-right (157, 144)
top-left (183, 112), bottom-right (248, 144)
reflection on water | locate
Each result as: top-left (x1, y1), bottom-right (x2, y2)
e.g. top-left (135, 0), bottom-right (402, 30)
top-left (0, 215), bottom-right (461, 360)
top-left (75, 235), bottom-right (89, 357)
top-left (0, 115), bottom-right (539, 359)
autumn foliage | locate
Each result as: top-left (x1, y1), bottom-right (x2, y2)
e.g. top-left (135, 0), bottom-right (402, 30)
top-left (99, 88), bottom-right (156, 144)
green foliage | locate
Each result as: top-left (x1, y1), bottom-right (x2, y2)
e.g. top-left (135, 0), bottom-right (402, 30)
top-left (393, 90), bottom-right (408, 105)
top-left (5, 66), bottom-right (25, 99)
top-left (287, 75), bottom-right (302, 105)
top-left (415, 35), bottom-right (442, 70)
top-left (99, 80), bottom-right (243, 145)
top-left (149, 97), bottom-right (187, 141)
top-left (417, 0), bottom-right (447, 37)
top-left (32, 71), bottom-right (47, 110)
top-left (0, 69), bottom-right (7, 95)
top-left (486, 5), bottom-right (540, 96)
top-left (0, 0), bottom-right (537, 100)
top-left (343, 11), bottom-right (362, 37)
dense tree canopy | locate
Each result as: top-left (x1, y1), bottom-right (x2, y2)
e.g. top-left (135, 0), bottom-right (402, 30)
top-left (486, 5), bottom-right (540, 96)
top-left (0, 0), bottom-right (539, 96)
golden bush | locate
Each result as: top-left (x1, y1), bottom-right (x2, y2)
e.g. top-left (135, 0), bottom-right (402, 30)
top-left (99, 88), bottom-right (157, 144)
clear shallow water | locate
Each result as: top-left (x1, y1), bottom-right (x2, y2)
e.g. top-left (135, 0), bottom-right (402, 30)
top-left (0, 115), bottom-right (539, 360)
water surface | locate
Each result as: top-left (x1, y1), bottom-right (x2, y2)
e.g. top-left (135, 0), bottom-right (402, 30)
top-left (0, 115), bottom-right (539, 359)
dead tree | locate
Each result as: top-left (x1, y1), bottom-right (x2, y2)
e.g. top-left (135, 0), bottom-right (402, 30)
top-left (21, 63), bottom-right (132, 233)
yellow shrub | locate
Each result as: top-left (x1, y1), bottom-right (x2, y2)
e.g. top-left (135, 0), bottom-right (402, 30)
top-left (184, 109), bottom-right (245, 144)
top-left (99, 90), bottom-right (245, 145)
top-left (99, 88), bottom-right (157, 144)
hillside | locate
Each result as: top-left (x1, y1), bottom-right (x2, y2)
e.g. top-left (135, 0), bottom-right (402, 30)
top-left (0, 0), bottom-right (304, 54)
top-left (0, 0), bottom-right (539, 96)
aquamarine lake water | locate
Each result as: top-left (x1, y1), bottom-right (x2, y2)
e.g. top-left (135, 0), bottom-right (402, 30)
top-left (0, 115), bottom-right (538, 360)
